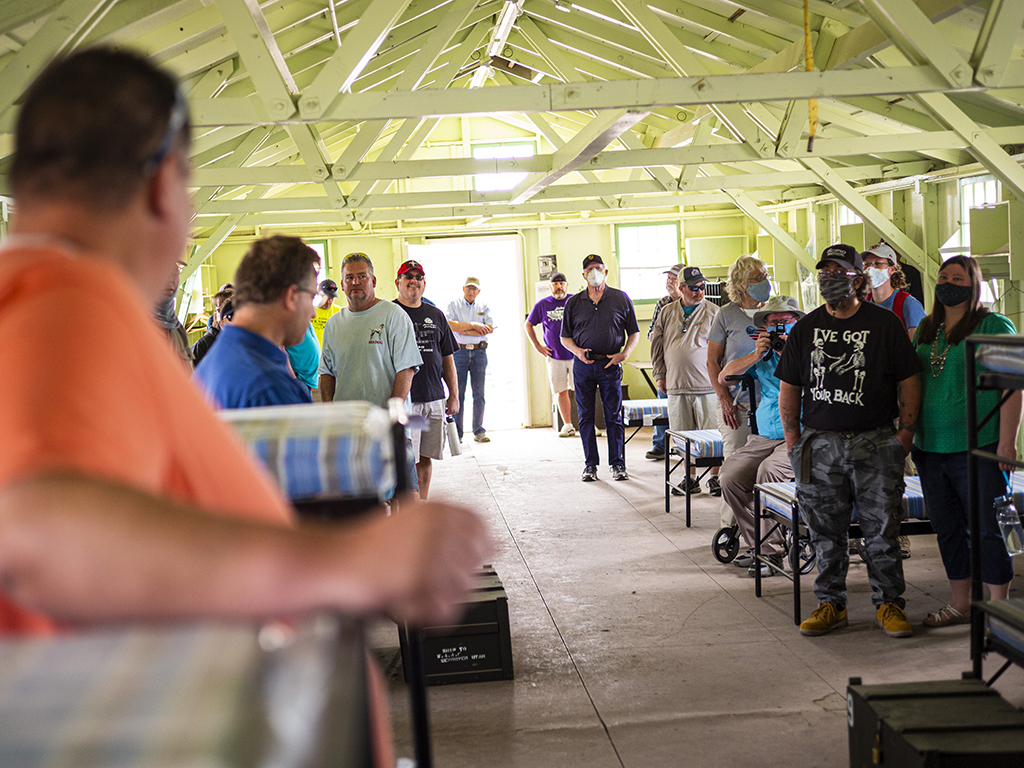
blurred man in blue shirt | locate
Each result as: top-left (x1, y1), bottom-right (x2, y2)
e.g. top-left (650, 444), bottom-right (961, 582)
top-left (194, 235), bottom-right (318, 408)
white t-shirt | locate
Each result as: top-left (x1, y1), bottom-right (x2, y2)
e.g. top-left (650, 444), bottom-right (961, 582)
top-left (319, 300), bottom-right (423, 407)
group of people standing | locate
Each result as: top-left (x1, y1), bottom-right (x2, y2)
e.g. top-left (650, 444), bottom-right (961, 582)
top-left (189, 236), bottom-right (497, 500)
top-left (524, 239), bottom-right (1018, 641)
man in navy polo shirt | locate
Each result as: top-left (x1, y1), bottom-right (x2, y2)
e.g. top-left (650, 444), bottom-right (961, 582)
top-left (194, 235), bottom-right (318, 408)
top-left (560, 254), bottom-right (640, 482)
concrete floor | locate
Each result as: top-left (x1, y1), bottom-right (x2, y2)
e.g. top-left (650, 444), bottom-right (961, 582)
top-left (370, 426), bottom-right (1024, 767)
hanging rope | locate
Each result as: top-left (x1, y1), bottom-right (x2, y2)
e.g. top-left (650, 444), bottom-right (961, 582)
top-left (804, 0), bottom-right (818, 152)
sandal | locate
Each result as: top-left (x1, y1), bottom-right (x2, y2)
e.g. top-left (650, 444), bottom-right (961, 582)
top-left (922, 604), bottom-right (971, 628)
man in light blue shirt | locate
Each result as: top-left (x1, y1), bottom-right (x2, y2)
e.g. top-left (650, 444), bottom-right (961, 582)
top-left (318, 253), bottom-right (422, 409)
top-left (446, 277), bottom-right (494, 443)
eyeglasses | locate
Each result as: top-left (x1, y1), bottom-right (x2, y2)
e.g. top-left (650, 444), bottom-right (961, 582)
top-left (145, 89), bottom-right (188, 173)
top-left (294, 286), bottom-right (317, 297)
top-left (401, 272), bottom-right (424, 281)
top-left (684, 283), bottom-right (705, 292)
top-left (818, 269), bottom-right (859, 278)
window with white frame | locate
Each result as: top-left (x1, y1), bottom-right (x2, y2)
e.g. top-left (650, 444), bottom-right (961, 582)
top-left (615, 222), bottom-right (681, 301)
top-left (837, 205), bottom-right (861, 226)
top-left (473, 141), bottom-right (536, 192)
top-left (307, 240), bottom-right (328, 284)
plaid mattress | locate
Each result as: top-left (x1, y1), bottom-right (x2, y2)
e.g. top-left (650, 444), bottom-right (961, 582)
top-left (622, 399), bottom-right (669, 426)
top-left (220, 401), bottom-right (395, 501)
top-left (670, 429), bottom-right (724, 459)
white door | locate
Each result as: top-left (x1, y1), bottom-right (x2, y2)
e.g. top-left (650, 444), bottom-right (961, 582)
top-left (406, 236), bottom-right (528, 431)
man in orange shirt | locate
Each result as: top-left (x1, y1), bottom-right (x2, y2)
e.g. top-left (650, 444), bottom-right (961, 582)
top-left (0, 48), bottom-right (490, 642)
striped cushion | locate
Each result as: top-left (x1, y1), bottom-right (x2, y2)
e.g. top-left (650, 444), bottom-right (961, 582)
top-left (977, 344), bottom-right (1024, 376)
top-left (671, 429), bottom-right (724, 459)
top-left (758, 473), bottom-right (1024, 523)
top-left (622, 399), bottom-right (668, 425)
top-left (220, 401), bottom-right (395, 501)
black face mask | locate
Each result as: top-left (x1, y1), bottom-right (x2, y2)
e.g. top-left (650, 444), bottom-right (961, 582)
top-left (935, 282), bottom-right (972, 307)
top-left (819, 274), bottom-right (856, 305)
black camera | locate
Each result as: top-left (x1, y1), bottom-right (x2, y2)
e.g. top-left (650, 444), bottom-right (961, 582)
top-left (767, 323), bottom-right (788, 352)
top-left (761, 323), bottom-right (788, 361)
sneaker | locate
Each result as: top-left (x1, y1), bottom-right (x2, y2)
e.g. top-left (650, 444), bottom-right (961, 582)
top-left (734, 548), bottom-right (755, 568)
top-left (595, 429), bottom-right (605, 437)
top-left (582, 465), bottom-right (598, 482)
top-left (922, 604), bottom-right (971, 628)
top-left (646, 448), bottom-right (666, 460)
top-left (707, 476), bottom-right (722, 496)
top-left (474, 432), bottom-right (490, 443)
top-left (683, 476), bottom-right (702, 495)
top-left (747, 554), bottom-right (783, 578)
top-left (611, 464), bottom-right (628, 481)
top-left (877, 602), bottom-right (913, 638)
top-left (899, 535), bottom-right (911, 559)
top-left (558, 424), bottom-right (576, 437)
top-left (799, 603), bottom-right (849, 636)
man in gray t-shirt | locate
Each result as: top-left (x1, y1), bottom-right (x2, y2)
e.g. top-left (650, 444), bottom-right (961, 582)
top-left (319, 254), bottom-right (422, 408)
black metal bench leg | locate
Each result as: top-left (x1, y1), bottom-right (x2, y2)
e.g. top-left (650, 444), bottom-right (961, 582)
top-left (792, 502), bottom-right (801, 626)
top-left (754, 488), bottom-right (762, 597)
top-left (665, 438), bottom-right (671, 515)
top-left (685, 440), bottom-right (692, 528)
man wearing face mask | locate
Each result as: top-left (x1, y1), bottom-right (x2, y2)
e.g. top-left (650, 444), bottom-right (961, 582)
top-left (561, 254), bottom-right (640, 482)
top-left (525, 272), bottom-right (576, 436)
top-left (650, 267), bottom-right (720, 494)
top-left (776, 244), bottom-right (922, 639)
top-left (717, 295), bottom-right (804, 577)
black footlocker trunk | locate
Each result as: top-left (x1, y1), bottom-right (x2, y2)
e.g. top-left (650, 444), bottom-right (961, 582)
top-left (401, 567), bottom-right (513, 686)
top-left (848, 677), bottom-right (1024, 767)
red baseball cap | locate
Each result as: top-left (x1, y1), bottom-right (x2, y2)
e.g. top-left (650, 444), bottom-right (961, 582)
top-left (397, 259), bottom-right (425, 277)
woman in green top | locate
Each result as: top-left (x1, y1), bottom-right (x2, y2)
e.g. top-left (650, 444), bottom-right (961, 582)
top-left (912, 256), bottom-right (1022, 627)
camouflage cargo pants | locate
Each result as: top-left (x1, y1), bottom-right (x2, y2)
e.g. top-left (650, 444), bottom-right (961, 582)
top-left (790, 427), bottom-right (906, 610)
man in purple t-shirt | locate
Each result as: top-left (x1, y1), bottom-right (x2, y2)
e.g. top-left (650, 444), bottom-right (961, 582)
top-left (525, 272), bottom-right (575, 436)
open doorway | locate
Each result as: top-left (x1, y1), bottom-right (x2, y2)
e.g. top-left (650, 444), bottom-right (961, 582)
top-left (406, 235), bottom-right (528, 432)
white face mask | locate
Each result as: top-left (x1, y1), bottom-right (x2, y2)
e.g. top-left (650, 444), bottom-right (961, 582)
top-left (865, 266), bottom-right (890, 289)
top-left (585, 269), bottom-right (606, 287)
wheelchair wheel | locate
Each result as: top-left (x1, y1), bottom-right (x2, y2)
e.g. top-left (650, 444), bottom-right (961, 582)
top-left (712, 526), bottom-right (740, 563)
top-left (851, 537), bottom-right (869, 564)
top-left (797, 536), bottom-right (816, 575)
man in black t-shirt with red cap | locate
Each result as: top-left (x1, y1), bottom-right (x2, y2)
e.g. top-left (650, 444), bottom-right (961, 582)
top-left (394, 259), bottom-right (460, 499)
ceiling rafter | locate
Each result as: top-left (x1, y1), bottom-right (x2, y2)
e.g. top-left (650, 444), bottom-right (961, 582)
top-left (507, 108), bottom-right (650, 205)
top-left (0, 0), bottom-right (119, 124)
top-left (610, 0), bottom-right (775, 157)
top-left (300, 0), bottom-right (416, 120)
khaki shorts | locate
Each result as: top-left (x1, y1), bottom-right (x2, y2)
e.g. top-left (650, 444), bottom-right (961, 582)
top-left (546, 357), bottom-right (574, 394)
top-left (667, 392), bottom-right (717, 432)
top-left (411, 399), bottom-right (446, 460)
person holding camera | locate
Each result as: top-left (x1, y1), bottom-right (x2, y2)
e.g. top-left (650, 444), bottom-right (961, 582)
top-left (560, 254), bottom-right (640, 482)
top-left (717, 296), bottom-right (804, 576)
top-left (650, 267), bottom-right (720, 494)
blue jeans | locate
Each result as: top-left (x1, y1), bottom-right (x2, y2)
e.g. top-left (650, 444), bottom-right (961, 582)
top-left (652, 387), bottom-right (668, 452)
top-left (453, 347), bottom-right (487, 438)
top-left (912, 444), bottom-right (1013, 585)
top-left (573, 359), bottom-right (625, 468)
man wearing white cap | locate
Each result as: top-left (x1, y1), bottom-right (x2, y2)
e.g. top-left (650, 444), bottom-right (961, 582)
top-left (446, 277), bottom-right (495, 443)
top-left (861, 242), bottom-right (926, 339)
